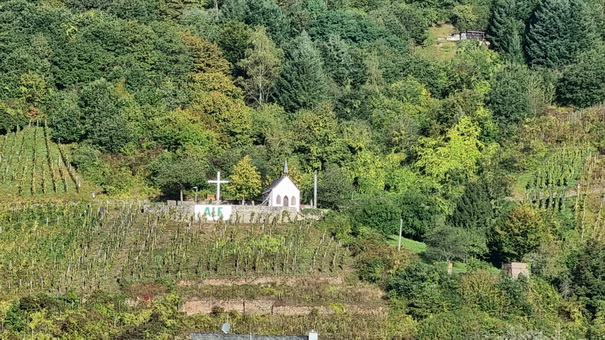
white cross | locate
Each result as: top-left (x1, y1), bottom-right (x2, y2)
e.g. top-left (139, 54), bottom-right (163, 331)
top-left (208, 171), bottom-right (229, 202)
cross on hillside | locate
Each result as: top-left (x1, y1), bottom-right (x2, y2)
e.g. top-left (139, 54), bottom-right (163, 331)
top-left (208, 171), bottom-right (229, 202)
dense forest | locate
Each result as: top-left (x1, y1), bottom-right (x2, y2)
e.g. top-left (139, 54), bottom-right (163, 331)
top-left (3, 0), bottom-right (605, 338)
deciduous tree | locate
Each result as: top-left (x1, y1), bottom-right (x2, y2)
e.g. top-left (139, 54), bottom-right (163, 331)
top-left (225, 155), bottom-right (262, 204)
top-left (238, 26), bottom-right (283, 106)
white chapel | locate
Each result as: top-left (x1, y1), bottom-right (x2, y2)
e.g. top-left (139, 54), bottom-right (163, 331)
top-left (262, 161), bottom-right (300, 211)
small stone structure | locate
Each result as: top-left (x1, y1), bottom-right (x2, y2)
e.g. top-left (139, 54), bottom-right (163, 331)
top-left (502, 262), bottom-right (530, 279)
top-left (446, 30), bottom-right (487, 42)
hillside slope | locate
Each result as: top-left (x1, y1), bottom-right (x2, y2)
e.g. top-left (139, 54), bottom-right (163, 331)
top-left (0, 124), bottom-right (92, 199)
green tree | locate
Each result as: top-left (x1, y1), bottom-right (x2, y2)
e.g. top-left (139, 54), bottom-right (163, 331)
top-left (449, 179), bottom-right (508, 231)
top-left (275, 31), bottom-right (330, 112)
top-left (487, 0), bottom-right (525, 61)
top-left (572, 240), bottom-right (605, 315)
top-left (414, 116), bottom-right (485, 184)
top-left (150, 152), bottom-right (209, 200)
top-left (45, 90), bottom-right (84, 143)
top-left (293, 103), bottom-right (348, 169)
top-left (238, 26), bottom-right (283, 106)
top-left (400, 190), bottom-right (439, 239)
top-left (318, 35), bottom-right (364, 88)
top-left (348, 194), bottom-right (402, 236)
top-left (387, 261), bottom-right (459, 319)
top-left (525, 0), bottom-right (595, 68)
top-left (557, 47), bottom-right (605, 108)
top-left (317, 163), bottom-right (353, 209)
top-left (218, 20), bottom-right (252, 66)
top-left (79, 79), bottom-right (135, 153)
top-left (425, 224), bottom-right (481, 262)
top-left (452, 4), bottom-right (479, 32)
top-left (225, 155), bottom-right (262, 204)
top-left (492, 204), bottom-right (551, 262)
top-left (370, 3), bottom-right (431, 45)
top-left (487, 63), bottom-right (533, 138)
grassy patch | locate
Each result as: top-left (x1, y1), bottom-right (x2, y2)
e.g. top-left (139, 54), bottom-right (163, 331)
top-left (387, 235), bottom-right (427, 254)
top-left (415, 23), bottom-right (457, 62)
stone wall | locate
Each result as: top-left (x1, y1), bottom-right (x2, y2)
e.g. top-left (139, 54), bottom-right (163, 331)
top-left (145, 204), bottom-right (300, 223)
top-left (230, 206), bottom-right (299, 224)
top-left (191, 334), bottom-right (308, 340)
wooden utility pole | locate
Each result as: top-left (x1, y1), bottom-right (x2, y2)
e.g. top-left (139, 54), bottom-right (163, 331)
top-left (313, 171), bottom-right (318, 208)
top-left (398, 219), bottom-right (403, 251)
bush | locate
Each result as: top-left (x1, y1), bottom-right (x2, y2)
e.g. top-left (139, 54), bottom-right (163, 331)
top-left (349, 228), bottom-right (414, 285)
top-left (387, 261), bottom-right (460, 318)
top-left (416, 309), bottom-right (500, 340)
top-left (348, 194), bottom-right (402, 236)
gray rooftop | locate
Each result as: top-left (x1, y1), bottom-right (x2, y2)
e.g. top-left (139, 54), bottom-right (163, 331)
top-left (191, 334), bottom-right (307, 340)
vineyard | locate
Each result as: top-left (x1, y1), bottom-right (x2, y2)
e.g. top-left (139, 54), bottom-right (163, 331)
top-left (0, 123), bottom-right (85, 198)
top-left (522, 146), bottom-right (591, 211)
top-left (0, 202), bottom-right (347, 300)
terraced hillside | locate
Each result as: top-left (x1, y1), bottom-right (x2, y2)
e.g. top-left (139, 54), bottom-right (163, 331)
top-left (0, 202), bottom-right (398, 339)
top-left (0, 123), bottom-right (85, 198)
top-left (0, 202), bottom-right (348, 299)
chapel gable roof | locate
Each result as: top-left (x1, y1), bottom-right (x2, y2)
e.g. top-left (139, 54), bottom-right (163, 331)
top-left (262, 177), bottom-right (288, 194)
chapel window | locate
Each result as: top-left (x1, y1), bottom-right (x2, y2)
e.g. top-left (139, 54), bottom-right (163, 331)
top-left (276, 195), bottom-right (281, 205)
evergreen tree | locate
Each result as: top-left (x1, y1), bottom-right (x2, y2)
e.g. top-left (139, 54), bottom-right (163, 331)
top-left (274, 31), bottom-right (330, 112)
top-left (487, 63), bottom-right (532, 137)
top-left (486, 0), bottom-right (525, 62)
top-left (557, 47), bottom-right (605, 108)
top-left (220, 0), bottom-right (248, 22)
top-left (525, 0), bottom-right (594, 68)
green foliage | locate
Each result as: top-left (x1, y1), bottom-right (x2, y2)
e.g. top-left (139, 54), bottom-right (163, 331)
top-left (487, 62), bottom-right (550, 138)
top-left (350, 228), bottom-right (414, 285)
top-left (238, 26), bottom-right (283, 106)
top-left (309, 10), bottom-right (396, 45)
top-left (225, 155), bottom-right (262, 203)
top-left (46, 91), bottom-right (84, 143)
top-left (79, 79), bottom-right (136, 153)
top-left (316, 163), bottom-right (353, 209)
top-left (525, 0), bottom-right (595, 68)
top-left (2, 0), bottom-right (603, 337)
top-left (400, 191), bottom-right (439, 239)
top-left (425, 224), bottom-right (479, 261)
top-left (572, 240), bottom-right (605, 314)
top-left (487, 0), bottom-right (526, 61)
top-left (387, 261), bottom-right (459, 319)
top-left (275, 31), bottom-right (331, 112)
top-left (416, 309), bottom-right (499, 339)
top-left (149, 152), bottom-right (209, 198)
top-left (557, 46), bottom-right (605, 108)
top-left (369, 3), bottom-right (432, 45)
top-left (349, 194), bottom-right (402, 236)
top-left (492, 204), bottom-right (552, 262)
top-left (449, 178), bottom-right (509, 231)
top-left (415, 115), bottom-right (486, 185)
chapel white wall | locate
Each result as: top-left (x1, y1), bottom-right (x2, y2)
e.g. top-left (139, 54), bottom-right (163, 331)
top-left (269, 178), bottom-right (300, 211)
